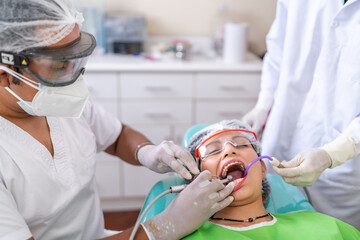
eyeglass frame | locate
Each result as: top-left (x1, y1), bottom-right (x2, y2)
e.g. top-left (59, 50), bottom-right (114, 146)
top-left (195, 129), bottom-right (258, 160)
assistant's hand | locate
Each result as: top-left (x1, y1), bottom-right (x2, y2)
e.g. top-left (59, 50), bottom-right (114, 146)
top-left (138, 140), bottom-right (200, 180)
top-left (273, 148), bottom-right (331, 186)
top-left (273, 134), bottom-right (357, 187)
top-left (141, 170), bottom-right (235, 240)
top-left (242, 108), bottom-right (269, 135)
top-left (242, 90), bottom-right (274, 135)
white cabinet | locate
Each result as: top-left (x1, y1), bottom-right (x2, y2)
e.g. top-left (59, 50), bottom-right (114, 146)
top-left (84, 72), bottom-right (119, 99)
top-left (121, 100), bottom-right (192, 125)
top-left (195, 100), bottom-right (256, 123)
top-left (84, 72), bottom-right (119, 118)
top-left (84, 54), bottom-right (262, 210)
top-left (122, 164), bottom-right (174, 197)
top-left (120, 73), bottom-right (193, 99)
top-left (194, 72), bottom-right (260, 123)
top-left (195, 73), bottom-right (260, 99)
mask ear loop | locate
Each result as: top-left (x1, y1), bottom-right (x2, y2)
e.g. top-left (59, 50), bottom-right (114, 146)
top-left (0, 66), bottom-right (39, 90)
top-left (4, 86), bottom-right (29, 104)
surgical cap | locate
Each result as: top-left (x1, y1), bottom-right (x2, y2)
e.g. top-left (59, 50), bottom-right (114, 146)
top-left (0, 0), bottom-right (84, 53)
top-left (186, 119), bottom-right (261, 160)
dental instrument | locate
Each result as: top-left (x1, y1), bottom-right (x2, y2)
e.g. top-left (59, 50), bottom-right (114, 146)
top-left (129, 175), bottom-right (233, 240)
top-left (171, 175), bottom-right (233, 193)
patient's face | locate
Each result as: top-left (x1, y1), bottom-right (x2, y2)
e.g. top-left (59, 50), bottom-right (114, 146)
top-left (199, 131), bottom-right (266, 205)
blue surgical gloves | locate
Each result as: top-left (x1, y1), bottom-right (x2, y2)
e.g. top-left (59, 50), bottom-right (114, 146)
top-left (273, 134), bottom-right (357, 186)
top-left (137, 140), bottom-right (200, 179)
top-left (141, 171), bottom-right (235, 240)
top-left (242, 90), bottom-right (274, 135)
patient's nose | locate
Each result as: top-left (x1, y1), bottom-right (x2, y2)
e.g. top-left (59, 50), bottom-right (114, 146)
top-left (222, 141), bottom-right (238, 158)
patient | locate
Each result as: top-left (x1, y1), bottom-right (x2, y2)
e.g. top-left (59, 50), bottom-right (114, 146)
top-left (182, 120), bottom-right (360, 239)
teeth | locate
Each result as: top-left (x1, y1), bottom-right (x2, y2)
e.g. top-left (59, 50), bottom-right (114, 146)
top-left (233, 178), bottom-right (243, 185)
top-left (221, 161), bottom-right (245, 178)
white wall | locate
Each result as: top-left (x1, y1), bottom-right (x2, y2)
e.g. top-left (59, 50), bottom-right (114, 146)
top-left (104, 0), bottom-right (277, 56)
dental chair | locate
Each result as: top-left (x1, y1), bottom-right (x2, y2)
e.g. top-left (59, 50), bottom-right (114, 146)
top-left (138, 124), bottom-right (314, 223)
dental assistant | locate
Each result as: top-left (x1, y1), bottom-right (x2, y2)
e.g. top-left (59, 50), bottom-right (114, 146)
top-left (243, 0), bottom-right (360, 229)
top-left (0, 1), bottom-right (235, 239)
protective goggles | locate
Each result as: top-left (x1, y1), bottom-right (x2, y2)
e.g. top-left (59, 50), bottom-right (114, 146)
top-left (195, 129), bottom-right (258, 160)
top-left (0, 31), bottom-right (96, 87)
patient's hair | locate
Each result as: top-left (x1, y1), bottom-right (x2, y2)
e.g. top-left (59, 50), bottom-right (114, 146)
top-left (186, 119), bottom-right (270, 202)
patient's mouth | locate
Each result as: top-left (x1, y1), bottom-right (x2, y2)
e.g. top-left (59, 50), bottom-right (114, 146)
top-left (220, 159), bottom-right (246, 191)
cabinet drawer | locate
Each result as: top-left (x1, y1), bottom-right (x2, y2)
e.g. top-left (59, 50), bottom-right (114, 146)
top-left (92, 100), bottom-right (118, 118)
top-left (121, 100), bottom-right (192, 125)
top-left (173, 124), bottom-right (193, 146)
top-left (128, 124), bottom-right (172, 144)
top-left (195, 73), bottom-right (260, 99)
top-left (120, 73), bottom-right (193, 99)
top-left (122, 163), bottom-right (173, 197)
top-left (195, 100), bottom-right (256, 123)
top-left (84, 72), bottom-right (118, 99)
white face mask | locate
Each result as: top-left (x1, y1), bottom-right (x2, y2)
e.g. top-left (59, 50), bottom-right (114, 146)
top-left (1, 66), bottom-right (89, 118)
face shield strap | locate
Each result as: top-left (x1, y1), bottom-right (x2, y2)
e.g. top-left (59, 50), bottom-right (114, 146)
top-left (0, 65), bottom-right (39, 88)
top-left (0, 52), bottom-right (30, 68)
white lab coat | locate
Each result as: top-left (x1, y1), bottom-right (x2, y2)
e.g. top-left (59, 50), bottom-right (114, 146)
top-left (261, 0), bottom-right (360, 229)
top-left (0, 99), bottom-right (122, 240)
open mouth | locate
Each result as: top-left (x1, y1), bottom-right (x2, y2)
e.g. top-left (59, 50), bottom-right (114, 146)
top-left (220, 159), bottom-right (247, 190)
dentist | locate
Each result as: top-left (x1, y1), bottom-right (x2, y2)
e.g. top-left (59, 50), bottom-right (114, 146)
top-left (0, 1), bottom-right (234, 239)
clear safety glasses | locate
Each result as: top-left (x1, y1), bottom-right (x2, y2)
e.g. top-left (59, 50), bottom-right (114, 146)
top-left (195, 129), bottom-right (258, 160)
top-left (0, 32), bottom-right (96, 86)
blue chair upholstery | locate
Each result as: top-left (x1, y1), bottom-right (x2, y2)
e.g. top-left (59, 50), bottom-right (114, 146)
top-left (139, 124), bottom-right (314, 223)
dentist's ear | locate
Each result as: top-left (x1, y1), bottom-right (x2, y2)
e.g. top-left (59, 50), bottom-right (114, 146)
top-left (0, 63), bottom-right (5, 74)
top-left (261, 160), bottom-right (267, 180)
top-left (0, 64), bottom-right (10, 87)
top-left (0, 64), bottom-right (20, 87)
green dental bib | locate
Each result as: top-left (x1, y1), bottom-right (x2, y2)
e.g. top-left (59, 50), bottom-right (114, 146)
top-left (182, 210), bottom-right (360, 239)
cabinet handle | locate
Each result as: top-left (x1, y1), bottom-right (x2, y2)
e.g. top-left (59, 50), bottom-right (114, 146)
top-left (220, 86), bottom-right (244, 92)
top-left (218, 111), bottom-right (243, 118)
top-left (145, 113), bottom-right (172, 119)
top-left (145, 86), bottom-right (172, 92)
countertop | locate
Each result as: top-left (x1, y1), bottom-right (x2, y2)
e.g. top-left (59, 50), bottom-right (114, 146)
top-left (86, 52), bottom-right (263, 72)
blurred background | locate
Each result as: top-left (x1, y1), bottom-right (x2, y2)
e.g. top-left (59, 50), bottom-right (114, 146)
top-left (75, 0), bottom-right (276, 58)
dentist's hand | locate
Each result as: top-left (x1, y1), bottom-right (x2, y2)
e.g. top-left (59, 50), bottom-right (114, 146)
top-left (138, 140), bottom-right (200, 180)
top-left (273, 148), bottom-right (331, 186)
top-left (242, 90), bottom-right (274, 135)
top-left (141, 170), bottom-right (235, 240)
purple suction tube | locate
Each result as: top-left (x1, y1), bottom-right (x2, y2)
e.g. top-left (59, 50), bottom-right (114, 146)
top-left (243, 155), bottom-right (273, 177)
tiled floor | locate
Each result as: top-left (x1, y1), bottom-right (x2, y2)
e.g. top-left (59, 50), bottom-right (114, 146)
top-left (103, 210), bottom-right (140, 231)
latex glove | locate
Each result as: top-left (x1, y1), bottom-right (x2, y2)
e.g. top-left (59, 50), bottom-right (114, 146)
top-left (138, 140), bottom-right (200, 180)
top-left (141, 170), bottom-right (235, 240)
top-left (273, 134), bottom-right (357, 187)
top-left (242, 90), bottom-right (274, 134)
top-left (273, 148), bottom-right (331, 186)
